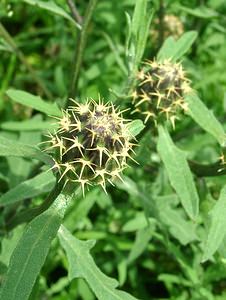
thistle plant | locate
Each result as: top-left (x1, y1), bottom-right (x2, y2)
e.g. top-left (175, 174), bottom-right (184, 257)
top-left (132, 59), bottom-right (191, 127)
top-left (46, 99), bottom-right (135, 194)
top-left (2, 1), bottom-right (226, 300)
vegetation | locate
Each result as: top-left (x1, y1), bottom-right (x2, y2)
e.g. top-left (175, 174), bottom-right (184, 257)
top-left (0, 0), bottom-right (226, 299)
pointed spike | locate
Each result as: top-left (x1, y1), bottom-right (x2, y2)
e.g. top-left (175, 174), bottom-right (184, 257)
top-left (99, 181), bottom-right (108, 194)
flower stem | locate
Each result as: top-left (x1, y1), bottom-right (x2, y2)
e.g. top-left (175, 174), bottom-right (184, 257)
top-left (5, 179), bottom-right (65, 232)
top-left (68, 0), bottom-right (98, 104)
top-left (158, 0), bottom-right (165, 48)
top-left (67, 0), bottom-right (83, 24)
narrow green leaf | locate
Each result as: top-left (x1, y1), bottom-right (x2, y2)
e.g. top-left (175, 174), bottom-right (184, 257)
top-left (23, 0), bottom-right (81, 29)
top-left (131, 0), bottom-right (144, 36)
top-left (6, 89), bottom-right (61, 117)
top-left (171, 31), bottom-right (198, 61)
top-left (135, 11), bottom-right (152, 68)
top-left (6, 130), bottom-right (42, 188)
top-left (122, 213), bottom-right (151, 232)
top-left (0, 226), bottom-right (24, 267)
top-left (125, 12), bottom-right (132, 58)
top-left (0, 120), bottom-right (55, 131)
top-left (127, 119), bottom-right (145, 137)
top-left (0, 41), bottom-right (12, 52)
top-left (0, 172), bottom-right (55, 206)
top-left (157, 37), bottom-right (176, 61)
top-left (130, 0), bottom-right (152, 71)
top-left (102, 32), bottom-right (127, 75)
top-left (157, 126), bottom-right (199, 220)
top-left (178, 5), bottom-right (219, 18)
top-left (0, 136), bottom-right (54, 166)
top-left (185, 93), bottom-right (225, 145)
top-left (202, 186), bottom-right (226, 262)
top-left (128, 226), bottom-right (153, 264)
top-left (157, 31), bottom-right (198, 62)
top-left (58, 225), bottom-right (139, 300)
top-left (0, 192), bottom-right (71, 300)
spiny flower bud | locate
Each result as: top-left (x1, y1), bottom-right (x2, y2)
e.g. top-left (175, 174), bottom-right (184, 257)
top-left (45, 99), bottom-right (135, 195)
top-left (163, 15), bottom-right (184, 39)
top-left (151, 15), bottom-right (184, 41)
top-left (132, 59), bottom-right (191, 127)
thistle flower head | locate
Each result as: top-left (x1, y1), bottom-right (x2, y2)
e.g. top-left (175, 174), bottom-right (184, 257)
top-left (151, 15), bottom-right (184, 41)
top-left (132, 59), bottom-right (191, 127)
top-left (163, 15), bottom-right (184, 39)
top-left (45, 99), bottom-right (135, 194)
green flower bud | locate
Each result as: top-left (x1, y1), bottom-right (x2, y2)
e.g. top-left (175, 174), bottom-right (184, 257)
top-left (132, 59), bottom-right (191, 128)
top-left (45, 99), bottom-right (135, 194)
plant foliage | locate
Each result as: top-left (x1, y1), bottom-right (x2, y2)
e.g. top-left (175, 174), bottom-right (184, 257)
top-left (0, 0), bottom-right (226, 299)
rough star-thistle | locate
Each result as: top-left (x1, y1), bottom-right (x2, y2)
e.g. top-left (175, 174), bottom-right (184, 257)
top-left (132, 59), bottom-right (191, 127)
top-left (45, 99), bottom-right (135, 195)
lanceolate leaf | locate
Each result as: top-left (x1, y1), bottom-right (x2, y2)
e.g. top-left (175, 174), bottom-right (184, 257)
top-left (157, 31), bottom-right (198, 62)
top-left (58, 225), bottom-right (139, 300)
top-left (0, 172), bottom-right (55, 206)
top-left (157, 126), bottom-right (199, 220)
top-left (202, 186), bottom-right (226, 262)
top-left (171, 31), bottom-right (198, 62)
top-left (177, 5), bottom-right (219, 18)
top-left (0, 192), bottom-right (72, 300)
top-left (23, 0), bottom-right (81, 29)
top-left (0, 120), bottom-right (55, 131)
top-left (0, 136), bottom-right (53, 166)
top-left (129, 0), bottom-right (152, 72)
top-left (185, 93), bottom-right (225, 146)
top-left (6, 89), bottom-right (61, 117)
top-left (157, 37), bottom-right (176, 61)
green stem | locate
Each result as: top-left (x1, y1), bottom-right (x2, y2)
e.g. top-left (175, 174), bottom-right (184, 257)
top-left (68, 0), bottom-right (98, 103)
top-left (0, 54), bottom-right (16, 94)
top-left (67, 0), bottom-right (83, 24)
top-left (5, 179), bottom-right (65, 232)
top-left (0, 22), bottom-right (52, 99)
top-left (158, 0), bottom-right (165, 49)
